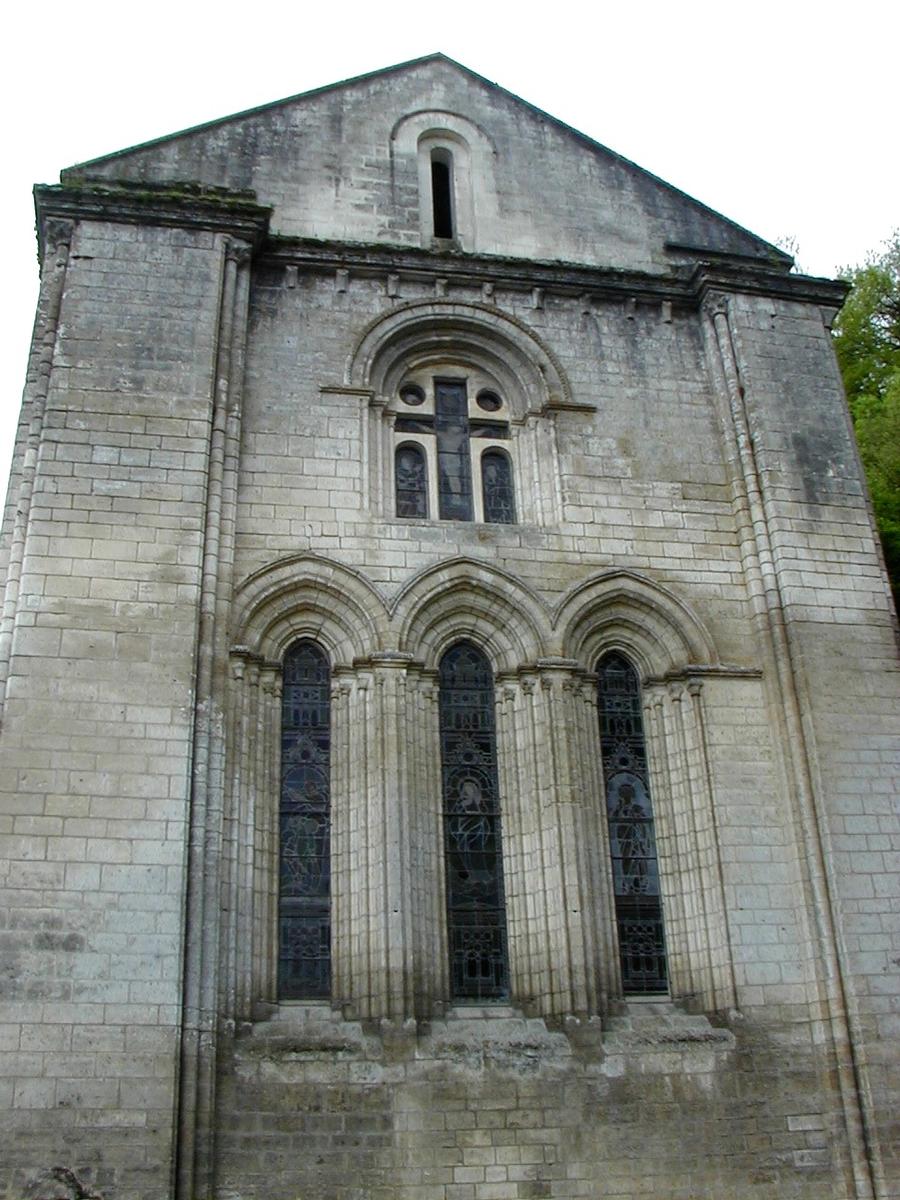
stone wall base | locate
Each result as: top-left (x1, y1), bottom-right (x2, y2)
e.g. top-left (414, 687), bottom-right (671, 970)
top-left (214, 1004), bottom-right (843, 1200)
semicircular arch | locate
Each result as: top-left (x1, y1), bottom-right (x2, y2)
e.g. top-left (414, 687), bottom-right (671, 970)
top-left (347, 300), bottom-right (572, 418)
top-left (392, 556), bottom-right (550, 673)
top-left (553, 570), bottom-right (718, 679)
top-left (232, 553), bottom-right (389, 666)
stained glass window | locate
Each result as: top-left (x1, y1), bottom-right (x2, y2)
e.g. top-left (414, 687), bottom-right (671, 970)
top-left (395, 444), bottom-right (428, 518)
top-left (279, 640), bottom-right (331, 999)
top-left (439, 642), bottom-right (509, 1000)
top-left (480, 450), bottom-right (515, 524)
top-left (394, 378), bottom-right (516, 525)
top-left (597, 653), bottom-right (667, 993)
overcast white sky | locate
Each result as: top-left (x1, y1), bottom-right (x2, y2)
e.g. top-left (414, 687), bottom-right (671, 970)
top-left (2, 0), bottom-right (897, 486)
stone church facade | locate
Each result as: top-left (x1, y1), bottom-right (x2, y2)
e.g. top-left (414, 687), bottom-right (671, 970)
top-left (1, 55), bottom-right (898, 1200)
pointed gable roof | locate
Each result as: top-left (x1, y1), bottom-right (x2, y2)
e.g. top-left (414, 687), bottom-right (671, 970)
top-left (61, 55), bottom-right (789, 274)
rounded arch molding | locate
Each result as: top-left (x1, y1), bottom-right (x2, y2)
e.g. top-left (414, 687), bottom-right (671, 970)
top-left (230, 556), bottom-right (718, 678)
top-left (346, 300), bottom-right (573, 417)
top-left (389, 108), bottom-right (498, 158)
top-left (231, 553), bottom-right (389, 666)
top-left (553, 569), bottom-right (719, 679)
top-left (391, 556), bottom-right (550, 673)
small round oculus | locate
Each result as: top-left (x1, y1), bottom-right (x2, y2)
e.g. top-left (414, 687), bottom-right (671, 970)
top-left (476, 389), bottom-right (502, 412)
top-left (399, 384), bottom-right (426, 407)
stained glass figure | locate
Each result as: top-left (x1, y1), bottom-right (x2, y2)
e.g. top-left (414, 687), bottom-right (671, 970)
top-left (480, 450), bottom-right (515, 524)
top-left (279, 640), bottom-right (331, 999)
top-left (435, 380), bottom-right (474, 521)
top-left (597, 653), bottom-right (668, 993)
top-left (439, 642), bottom-right (509, 1000)
top-left (395, 444), bottom-right (428, 518)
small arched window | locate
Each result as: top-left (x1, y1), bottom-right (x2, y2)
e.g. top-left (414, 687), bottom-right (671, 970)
top-left (279, 640), bottom-right (331, 999)
top-left (597, 652), bottom-right (667, 994)
top-left (395, 443), bottom-right (429, 518)
top-left (439, 641), bottom-right (509, 1000)
top-left (430, 148), bottom-right (454, 239)
top-left (480, 449), bottom-right (516, 524)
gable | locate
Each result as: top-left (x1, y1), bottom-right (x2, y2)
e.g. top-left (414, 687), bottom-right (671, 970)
top-left (61, 55), bottom-right (786, 274)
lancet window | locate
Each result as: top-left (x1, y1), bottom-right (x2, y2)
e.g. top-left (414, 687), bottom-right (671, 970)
top-left (279, 640), bottom-right (331, 999)
top-left (430, 149), bottom-right (454, 239)
top-left (597, 652), bottom-right (668, 993)
top-left (480, 449), bottom-right (515, 524)
top-left (439, 641), bottom-right (509, 1000)
top-left (394, 443), bottom-right (429, 517)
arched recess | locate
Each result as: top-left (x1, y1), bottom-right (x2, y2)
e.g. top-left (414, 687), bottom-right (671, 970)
top-left (231, 552), bottom-right (389, 666)
top-left (392, 556), bottom-right (549, 673)
top-left (224, 555), bottom-right (392, 1023)
top-left (394, 560), bottom-right (575, 1018)
top-left (390, 109), bottom-right (498, 251)
top-left (553, 569), bottom-right (719, 678)
top-left (348, 300), bottom-right (572, 417)
top-left (350, 301), bottom-right (570, 525)
top-left (554, 570), bottom-right (737, 1013)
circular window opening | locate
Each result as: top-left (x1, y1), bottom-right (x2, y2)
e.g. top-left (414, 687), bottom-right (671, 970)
top-left (476, 390), bottom-right (502, 412)
top-left (400, 384), bottom-right (426, 407)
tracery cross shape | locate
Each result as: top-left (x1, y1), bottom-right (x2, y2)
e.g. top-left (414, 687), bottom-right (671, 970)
top-left (395, 379), bottom-right (508, 520)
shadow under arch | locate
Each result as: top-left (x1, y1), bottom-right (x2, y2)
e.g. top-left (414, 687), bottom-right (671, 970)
top-left (346, 299), bottom-right (573, 418)
top-left (553, 569), bottom-right (719, 679)
top-left (392, 556), bottom-right (550, 673)
top-left (232, 553), bottom-right (389, 666)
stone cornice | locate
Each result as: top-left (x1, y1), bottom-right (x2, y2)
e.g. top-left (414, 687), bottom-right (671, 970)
top-left (31, 183), bottom-right (849, 311)
top-left (690, 262), bottom-right (849, 309)
top-left (643, 663), bottom-right (764, 687)
top-left (260, 234), bottom-right (849, 309)
top-left (33, 180), bottom-right (273, 261)
top-left (262, 236), bottom-right (691, 304)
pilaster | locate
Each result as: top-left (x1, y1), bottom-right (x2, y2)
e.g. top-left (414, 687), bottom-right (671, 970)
top-left (642, 676), bottom-right (737, 1013)
top-left (497, 660), bottom-right (608, 1017)
top-left (178, 238), bottom-right (254, 1200)
top-left (702, 290), bottom-right (882, 1196)
top-left (332, 654), bottom-right (440, 1020)
top-left (0, 219), bottom-right (73, 710)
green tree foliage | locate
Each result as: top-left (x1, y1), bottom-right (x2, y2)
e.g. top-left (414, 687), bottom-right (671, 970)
top-left (832, 233), bottom-right (900, 609)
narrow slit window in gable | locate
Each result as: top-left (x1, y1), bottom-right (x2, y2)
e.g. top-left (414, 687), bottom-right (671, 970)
top-left (431, 152), bottom-right (454, 239)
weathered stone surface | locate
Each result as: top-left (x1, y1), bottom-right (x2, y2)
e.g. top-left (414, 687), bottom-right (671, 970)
top-left (0, 54), bottom-right (897, 1200)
